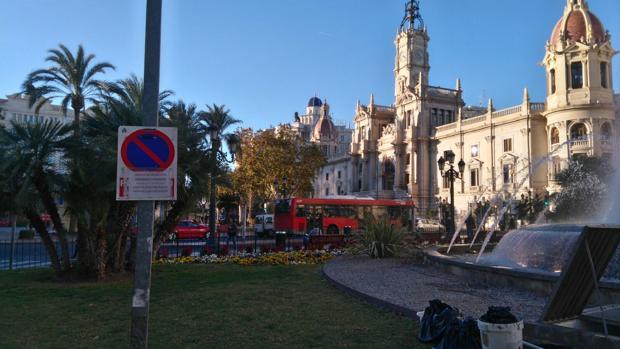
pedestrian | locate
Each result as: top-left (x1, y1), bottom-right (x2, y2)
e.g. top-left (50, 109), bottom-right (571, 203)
top-left (465, 214), bottom-right (475, 242)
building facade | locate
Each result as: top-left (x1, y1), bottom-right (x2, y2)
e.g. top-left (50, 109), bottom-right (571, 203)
top-left (313, 0), bottom-right (617, 219)
top-left (0, 93), bottom-right (72, 129)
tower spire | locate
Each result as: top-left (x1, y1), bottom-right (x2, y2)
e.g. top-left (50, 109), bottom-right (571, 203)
top-left (400, 0), bottom-right (424, 31)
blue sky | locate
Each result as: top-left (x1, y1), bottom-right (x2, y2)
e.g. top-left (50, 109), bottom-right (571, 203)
top-left (1, 0), bottom-right (618, 130)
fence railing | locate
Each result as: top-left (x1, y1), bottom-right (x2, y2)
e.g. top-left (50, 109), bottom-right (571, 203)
top-left (1, 234), bottom-right (341, 270)
top-left (0, 238), bottom-right (77, 270)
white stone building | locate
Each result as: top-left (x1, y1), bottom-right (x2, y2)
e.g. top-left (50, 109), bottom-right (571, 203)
top-left (312, 0), bottom-right (617, 219)
top-left (0, 93), bottom-right (72, 129)
top-left (281, 97), bottom-right (354, 197)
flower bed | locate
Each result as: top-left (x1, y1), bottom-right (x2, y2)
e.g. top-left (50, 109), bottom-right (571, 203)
top-left (156, 250), bottom-right (344, 266)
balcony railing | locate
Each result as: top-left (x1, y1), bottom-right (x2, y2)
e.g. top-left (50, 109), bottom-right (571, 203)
top-left (570, 136), bottom-right (591, 150)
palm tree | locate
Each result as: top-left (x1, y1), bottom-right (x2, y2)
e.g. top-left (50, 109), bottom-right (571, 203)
top-left (103, 74), bottom-right (173, 116)
top-left (0, 119), bottom-right (73, 275)
top-left (153, 101), bottom-right (212, 250)
top-left (67, 76), bottom-right (173, 277)
top-left (199, 104), bottom-right (241, 237)
top-left (22, 44), bottom-right (114, 137)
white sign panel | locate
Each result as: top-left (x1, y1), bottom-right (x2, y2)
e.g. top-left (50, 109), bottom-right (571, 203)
top-left (116, 126), bottom-right (177, 201)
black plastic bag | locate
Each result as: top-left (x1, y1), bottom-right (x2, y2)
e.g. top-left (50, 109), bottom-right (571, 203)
top-left (434, 317), bottom-right (482, 349)
top-left (480, 306), bottom-right (518, 324)
top-left (418, 299), bottom-right (460, 344)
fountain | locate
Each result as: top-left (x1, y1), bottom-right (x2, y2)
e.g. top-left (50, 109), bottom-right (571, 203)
top-left (479, 224), bottom-right (583, 273)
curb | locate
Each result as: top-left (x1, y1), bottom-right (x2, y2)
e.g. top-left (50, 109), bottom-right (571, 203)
top-left (321, 261), bottom-right (421, 321)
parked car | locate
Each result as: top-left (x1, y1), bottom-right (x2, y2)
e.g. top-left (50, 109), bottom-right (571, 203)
top-left (254, 214), bottom-right (274, 237)
top-left (170, 220), bottom-right (210, 240)
top-left (415, 219), bottom-right (445, 232)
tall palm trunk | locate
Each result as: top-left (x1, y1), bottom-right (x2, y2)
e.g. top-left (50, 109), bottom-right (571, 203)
top-left (23, 207), bottom-right (63, 277)
top-left (33, 168), bottom-right (71, 271)
top-left (107, 203), bottom-right (135, 273)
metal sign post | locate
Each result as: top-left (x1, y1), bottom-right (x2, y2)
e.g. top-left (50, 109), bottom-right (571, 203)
top-left (130, 0), bottom-right (162, 348)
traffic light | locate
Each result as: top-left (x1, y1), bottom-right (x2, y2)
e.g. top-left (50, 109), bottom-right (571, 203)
top-left (544, 194), bottom-right (550, 207)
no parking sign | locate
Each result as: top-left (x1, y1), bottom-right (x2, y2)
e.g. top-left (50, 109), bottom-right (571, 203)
top-left (116, 126), bottom-right (177, 201)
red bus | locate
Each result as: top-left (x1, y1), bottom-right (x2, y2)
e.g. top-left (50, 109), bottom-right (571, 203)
top-left (273, 197), bottom-right (415, 235)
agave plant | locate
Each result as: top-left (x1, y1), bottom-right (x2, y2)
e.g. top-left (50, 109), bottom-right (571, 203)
top-left (357, 215), bottom-right (405, 258)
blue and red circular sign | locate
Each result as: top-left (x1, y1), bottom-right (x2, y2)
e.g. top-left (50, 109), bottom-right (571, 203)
top-left (121, 129), bottom-right (175, 172)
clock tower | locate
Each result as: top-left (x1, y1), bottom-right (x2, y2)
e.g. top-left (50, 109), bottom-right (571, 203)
top-left (394, 0), bottom-right (429, 98)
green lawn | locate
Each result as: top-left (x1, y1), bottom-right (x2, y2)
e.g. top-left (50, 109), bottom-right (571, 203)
top-left (0, 264), bottom-right (430, 349)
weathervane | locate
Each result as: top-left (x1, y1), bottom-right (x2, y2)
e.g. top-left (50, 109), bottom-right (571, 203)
top-left (400, 0), bottom-right (424, 31)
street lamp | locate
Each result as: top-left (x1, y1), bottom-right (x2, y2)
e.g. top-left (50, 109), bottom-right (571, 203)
top-left (438, 150), bottom-right (465, 235)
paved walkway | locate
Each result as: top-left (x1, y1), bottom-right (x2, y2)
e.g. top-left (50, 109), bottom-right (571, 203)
top-left (323, 256), bottom-right (547, 321)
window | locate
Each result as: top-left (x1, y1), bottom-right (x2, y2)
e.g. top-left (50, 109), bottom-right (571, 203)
top-left (325, 173), bottom-right (329, 181)
top-left (431, 108), bottom-right (438, 125)
top-left (503, 138), bottom-right (512, 153)
top-left (337, 170), bottom-right (341, 179)
top-left (406, 153), bottom-right (411, 165)
top-left (601, 123), bottom-right (612, 141)
top-left (550, 69), bottom-right (556, 94)
top-left (552, 157), bottom-right (562, 180)
top-left (551, 127), bottom-right (560, 144)
top-left (570, 123), bottom-right (587, 141)
top-left (471, 145), bottom-right (479, 158)
top-left (405, 173), bottom-right (410, 186)
top-left (325, 188), bottom-right (329, 196)
top-left (503, 164), bottom-right (513, 184)
top-left (601, 63), bottom-right (608, 89)
top-left (571, 62), bottom-right (583, 89)
top-left (470, 168), bottom-right (479, 187)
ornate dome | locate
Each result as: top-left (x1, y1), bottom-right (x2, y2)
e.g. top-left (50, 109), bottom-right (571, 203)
top-left (307, 97), bottom-right (323, 107)
top-left (313, 116), bottom-right (337, 141)
top-left (550, 8), bottom-right (606, 46)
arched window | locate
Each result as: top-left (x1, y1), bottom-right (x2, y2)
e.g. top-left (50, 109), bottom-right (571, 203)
top-left (601, 123), bottom-right (612, 141)
top-left (570, 123), bottom-right (588, 141)
top-left (550, 69), bottom-right (556, 94)
top-left (551, 127), bottom-right (560, 144)
top-left (382, 159), bottom-right (395, 191)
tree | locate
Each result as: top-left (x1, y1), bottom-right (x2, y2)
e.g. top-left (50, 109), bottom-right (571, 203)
top-left (67, 75), bottom-right (173, 278)
top-left (233, 126), bottom-right (326, 219)
top-left (153, 101), bottom-right (215, 251)
top-left (199, 104), bottom-right (241, 236)
top-left (0, 119), bottom-right (73, 277)
top-left (22, 44), bottom-right (115, 137)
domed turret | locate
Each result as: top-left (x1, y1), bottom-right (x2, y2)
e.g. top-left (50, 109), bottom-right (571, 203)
top-left (307, 97), bottom-right (323, 108)
top-left (313, 115), bottom-right (338, 141)
top-left (549, 0), bottom-right (606, 49)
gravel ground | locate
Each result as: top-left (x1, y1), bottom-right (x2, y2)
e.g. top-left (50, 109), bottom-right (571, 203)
top-left (323, 256), bottom-right (547, 322)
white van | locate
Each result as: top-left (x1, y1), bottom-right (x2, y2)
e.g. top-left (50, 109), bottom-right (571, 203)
top-left (254, 214), bottom-right (274, 237)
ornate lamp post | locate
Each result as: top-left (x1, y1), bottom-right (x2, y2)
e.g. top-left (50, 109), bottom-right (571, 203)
top-left (437, 150), bottom-right (465, 235)
top-left (207, 127), bottom-right (239, 253)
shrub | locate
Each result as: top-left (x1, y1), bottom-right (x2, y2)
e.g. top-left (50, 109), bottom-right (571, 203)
top-left (158, 248), bottom-right (169, 259)
top-left (219, 246), bottom-right (229, 256)
top-left (181, 247), bottom-right (193, 257)
top-left (245, 246), bottom-right (254, 254)
top-left (355, 215), bottom-right (404, 258)
top-left (202, 245), bottom-right (215, 256)
top-left (19, 229), bottom-right (35, 239)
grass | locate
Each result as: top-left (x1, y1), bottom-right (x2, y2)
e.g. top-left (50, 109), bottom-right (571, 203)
top-left (0, 264), bottom-right (430, 349)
